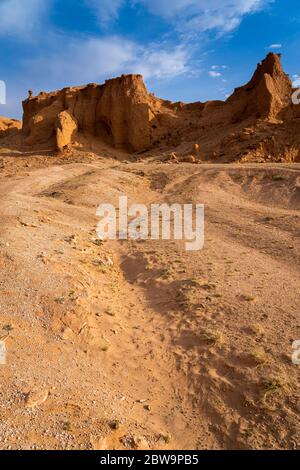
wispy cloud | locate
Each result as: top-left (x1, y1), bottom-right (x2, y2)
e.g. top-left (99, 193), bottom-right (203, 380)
top-left (0, 0), bottom-right (276, 118)
top-left (24, 35), bottom-right (191, 88)
top-left (4, 35), bottom-right (191, 118)
top-left (211, 65), bottom-right (228, 71)
top-left (137, 45), bottom-right (190, 79)
top-left (208, 64), bottom-right (228, 79)
top-left (134, 0), bottom-right (273, 34)
top-left (86, 0), bottom-right (125, 25)
top-left (208, 70), bottom-right (221, 78)
top-left (85, 1), bottom-right (273, 35)
top-left (267, 43), bottom-right (282, 49)
top-left (0, 0), bottom-right (49, 38)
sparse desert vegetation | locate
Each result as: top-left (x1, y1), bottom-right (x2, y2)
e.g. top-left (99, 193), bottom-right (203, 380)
top-left (0, 153), bottom-right (299, 450)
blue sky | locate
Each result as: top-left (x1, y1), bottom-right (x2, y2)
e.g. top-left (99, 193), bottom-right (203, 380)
top-left (0, 0), bottom-right (300, 118)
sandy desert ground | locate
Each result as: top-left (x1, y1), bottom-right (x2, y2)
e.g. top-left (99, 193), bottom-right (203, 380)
top-left (0, 148), bottom-right (299, 450)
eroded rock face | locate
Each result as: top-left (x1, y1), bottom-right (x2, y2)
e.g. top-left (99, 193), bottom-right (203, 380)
top-left (24, 99), bottom-right (64, 146)
top-left (12, 53), bottom-right (300, 161)
top-left (227, 53), bottom-right (292, 122)
top-left (22, 75), bottom-right (154, 152)
top-left (0, 117), bottom-right (22, 138)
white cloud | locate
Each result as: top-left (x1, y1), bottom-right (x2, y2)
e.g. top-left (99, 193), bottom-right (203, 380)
top-left (85, 0), bottom-right (273, 35)
top-left (137, 45), bottom-right (190, 79)
top-left (86, 0), bottom-right (125, 24)
top-left (4, 36), bottom-right (191, 118)
top-left (0, 0), bottom-right (49, 38)
top-left (24, 36), bottom-right (191, 89)
top-left (268, 43), bottom-right (282, 49)
top-left (211, 64), bottom-right (228, 70)
top-left (208, 70), bottom-right (222, 78)
top-left (135, 0), bottom-right (273, 34)
top-left (208, 64), bottom-right (228, 78)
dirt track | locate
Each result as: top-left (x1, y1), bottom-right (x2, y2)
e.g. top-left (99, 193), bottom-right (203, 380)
top-left (0, 154), bottom-right (299, 450)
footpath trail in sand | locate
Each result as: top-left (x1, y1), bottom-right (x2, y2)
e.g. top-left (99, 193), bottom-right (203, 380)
top-left (0, 154), bottom-right (299, 450)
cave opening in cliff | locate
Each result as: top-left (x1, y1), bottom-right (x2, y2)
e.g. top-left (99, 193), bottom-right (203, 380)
top-left (95, 118), bottom-right (113, 145)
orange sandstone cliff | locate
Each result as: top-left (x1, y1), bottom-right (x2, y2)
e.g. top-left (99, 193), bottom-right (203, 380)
top-left (0, 53), bottom-right (299, 162)
top-left (227, 52), bottom-right (292, 122)
top-left (22, 75), bottom-right (155, 152)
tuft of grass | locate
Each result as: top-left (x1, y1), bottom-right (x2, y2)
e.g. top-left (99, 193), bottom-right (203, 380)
top-left (251, 348), bottom-right (270, 366)
top-left (2, 324), bottom-right (13, 332)
top-left (162, 433), bottom-right (172, 444)
top-left (272, 175), bottom-right (285, 182)
top-left (160, 268), bottom-right (171, 279)
top-left (62, 421), bottom-right (73, 432)
top-left (68, 290), bottom-right (77, 301)
top-left (91, 239), bottom-right (103, 247)
top-left (262, 377), bottom-right (287, 404)
top-left (55, 296), bottom-right (65, 305)
top-left (199, 328), bottom-right (224, 346)
top-left (241, 294), bottom-right (257, 302)
top-left (105, 306), bottom-right (116, 317)
top-left (249, 323), bottom-right (265, 336)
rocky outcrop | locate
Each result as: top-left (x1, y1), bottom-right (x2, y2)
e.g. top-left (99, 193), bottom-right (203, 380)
top-left (23, 99), bottom-right (64, 146)
top-left (22, 75), bottom-right (155, 152)
top-left (56, 111), bottom-right (78, 151)
top-left (1, 53), bottom-right (296, 162)
top-left (227, 53), bottom-right (292, 122)
top-left (0, 117), bottom-right (22, 138)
